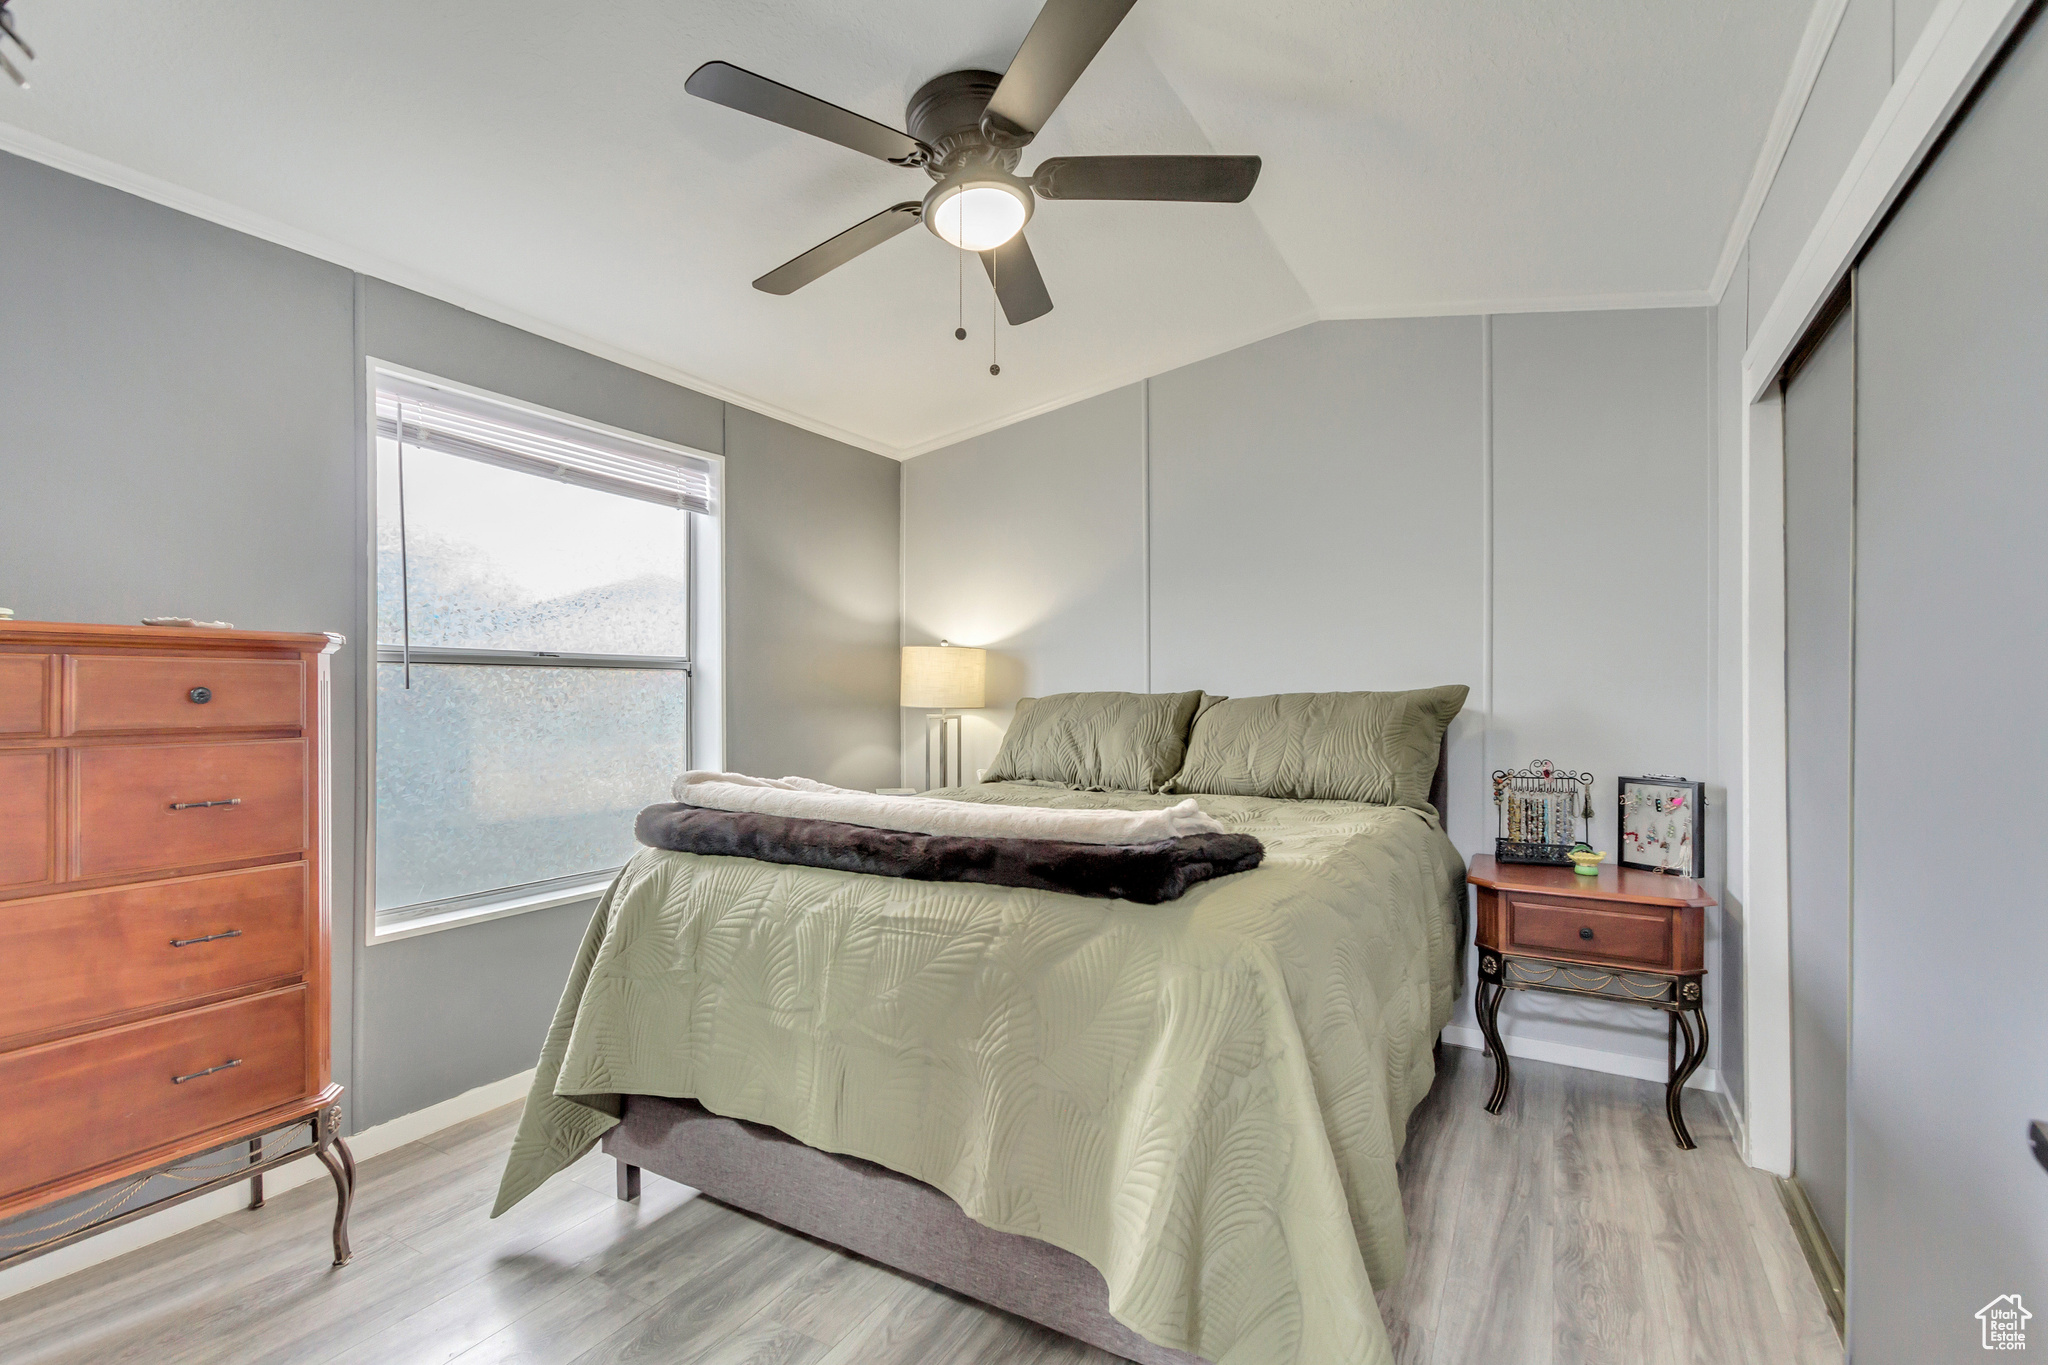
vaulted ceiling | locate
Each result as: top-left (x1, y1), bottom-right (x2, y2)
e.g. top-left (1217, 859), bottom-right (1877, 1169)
top-left (0, 1), bottom-right (1811, 455)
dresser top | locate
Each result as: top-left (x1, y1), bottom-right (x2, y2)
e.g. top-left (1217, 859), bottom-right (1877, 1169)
top-left (0, 620), bottom-right (341, 655)
top-left (1467, 854), bottom-right (1714, 908)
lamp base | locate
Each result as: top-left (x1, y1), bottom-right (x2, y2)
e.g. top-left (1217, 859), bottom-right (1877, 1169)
top-left (925, 711), bottom-right (964, 790)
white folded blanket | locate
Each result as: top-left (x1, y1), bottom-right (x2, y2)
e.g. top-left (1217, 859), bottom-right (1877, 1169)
top-left (670, 771), bottom-right (1226, 846)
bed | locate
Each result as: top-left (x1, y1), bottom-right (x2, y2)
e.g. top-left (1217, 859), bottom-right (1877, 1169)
top-left (495, 734), bottom-right (1461, 1365)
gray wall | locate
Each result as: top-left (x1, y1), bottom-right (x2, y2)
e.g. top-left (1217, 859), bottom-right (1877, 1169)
top-left (0, 150), bottom-right (901, 1132)
top-left (1849, 12), bottom-right (2048, 1355)
top-left (903, 310), bottom-right (1730, 1085)
top-left (723, 407), bottom-right (901, 790)
top-left (0, 154), bottom-right (367, 1118)
top-left (900, 386), bottom-right (1149, 783)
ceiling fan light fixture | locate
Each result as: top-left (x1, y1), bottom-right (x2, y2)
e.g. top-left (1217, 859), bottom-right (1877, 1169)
top-left (924, 176), bottom-right (1032, 252)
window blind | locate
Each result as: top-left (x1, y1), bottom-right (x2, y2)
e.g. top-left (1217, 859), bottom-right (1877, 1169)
top-left (374, 376), bottom-right (716, 514)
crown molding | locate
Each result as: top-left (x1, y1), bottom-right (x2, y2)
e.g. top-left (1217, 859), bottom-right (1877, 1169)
top-left (0, 121), bottom-right (1759, 464)
top-left (894, 288), bottom-right (1716, 459)
top-left (1317, 289), bottom-right (1714, 322)
top-left (0, 122), bottom-right (895, 459)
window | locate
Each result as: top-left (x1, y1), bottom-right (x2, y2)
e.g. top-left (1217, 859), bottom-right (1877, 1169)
top-left (369, 369), bottom-right (718, 938)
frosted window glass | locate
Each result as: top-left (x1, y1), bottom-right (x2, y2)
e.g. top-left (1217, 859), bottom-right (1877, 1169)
top-left (374, 664), bottom-right (688, 911)
top-left (375, 437), bottom-right (689, 655)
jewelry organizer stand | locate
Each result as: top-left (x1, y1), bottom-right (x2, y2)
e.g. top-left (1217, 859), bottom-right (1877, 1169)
top-left (1492, 760), bottom-right (1595, 866)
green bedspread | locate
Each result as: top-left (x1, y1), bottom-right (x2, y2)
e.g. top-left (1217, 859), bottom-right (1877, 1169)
top-left (493, 783), bottom-right (1463, 1365)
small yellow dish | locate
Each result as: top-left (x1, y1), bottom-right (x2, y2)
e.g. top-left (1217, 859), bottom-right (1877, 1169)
top-left (1568, 849), bottom-right (1607, 877)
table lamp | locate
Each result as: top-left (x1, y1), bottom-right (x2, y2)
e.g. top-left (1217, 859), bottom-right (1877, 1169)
top-left (901, 641), bottom-right (986, 789)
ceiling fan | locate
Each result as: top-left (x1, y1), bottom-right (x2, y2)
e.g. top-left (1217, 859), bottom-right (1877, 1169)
top-left (685, 0), bottom-right (1261, 328)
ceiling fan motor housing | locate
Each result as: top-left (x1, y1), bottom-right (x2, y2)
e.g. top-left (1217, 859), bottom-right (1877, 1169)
top-left (908, 70), bottom-right (1023, 179)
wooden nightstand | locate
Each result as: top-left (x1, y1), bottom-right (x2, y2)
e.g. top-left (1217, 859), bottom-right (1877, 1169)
top-left (1468, 855), bottom-right (1715, 1148)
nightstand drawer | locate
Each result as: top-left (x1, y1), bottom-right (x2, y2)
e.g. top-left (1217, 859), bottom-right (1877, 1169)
top-left (1506, 895), bottom-right (1671, 968)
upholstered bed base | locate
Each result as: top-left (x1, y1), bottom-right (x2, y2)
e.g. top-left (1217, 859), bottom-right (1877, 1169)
top-left (597, 741), bottom-right (1450, 1363)
top-left (603, 1095), bottom-right (1207, 1365)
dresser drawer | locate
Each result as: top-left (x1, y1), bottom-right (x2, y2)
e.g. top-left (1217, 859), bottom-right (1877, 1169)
top-left (74, 741), bottom-right (306, 879)
top-left (0, 864), bottom-right (309, 1043)
top-left (69, 655), bottom-right (305, 735)
top-left (0, 653), bottom-right (53, 736)
top-left (0, 750), bottom-right (57, 890)
top-left (0, 986), bottom-right (309, 1201)
top-left (1506, 894), bottom-right (1673, 968)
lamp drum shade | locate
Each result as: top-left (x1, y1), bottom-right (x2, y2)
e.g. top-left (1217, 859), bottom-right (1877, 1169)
top-left (901, 645), bottom-right (987, 709)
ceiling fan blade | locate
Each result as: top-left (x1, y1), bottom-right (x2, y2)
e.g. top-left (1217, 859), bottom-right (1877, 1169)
top-left (1032, 155), bottom-right (1262, 202)
top-left (981, 0), bottom-right (1138, 148)
top-left (979, 234), bottom-right (1054, 325)
top-left (754, 203), bottom-right (923, 295)
top-left (687, 61), bottom-right (927, 165)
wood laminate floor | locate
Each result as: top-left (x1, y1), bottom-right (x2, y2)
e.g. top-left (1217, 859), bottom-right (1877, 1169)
top-left (0, 1048), bottom-right (1840, 1365)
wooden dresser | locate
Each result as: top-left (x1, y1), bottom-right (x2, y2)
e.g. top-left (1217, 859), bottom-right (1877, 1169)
top-left (0, 621), bottom-right (353, 1269)
top-left (1468, 855), bottom-right (1715, 1148)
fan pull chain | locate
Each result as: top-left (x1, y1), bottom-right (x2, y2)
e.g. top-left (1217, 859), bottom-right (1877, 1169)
top-left (954, 247), bottom-right (965, 341)
top-left (989, 250), bottom-right (1001, 376)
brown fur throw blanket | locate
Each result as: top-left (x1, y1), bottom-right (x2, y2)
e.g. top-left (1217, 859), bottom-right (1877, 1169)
top-left (634, 803), bottom-right (1264, 905)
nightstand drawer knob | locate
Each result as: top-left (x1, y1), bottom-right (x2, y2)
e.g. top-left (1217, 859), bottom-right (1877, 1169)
top-left (1579, 926), bottom-right (1594, 940)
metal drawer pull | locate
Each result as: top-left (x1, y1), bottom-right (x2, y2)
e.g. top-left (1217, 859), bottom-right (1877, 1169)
top-left (170, 929), bottom-right (242, 948)
top-left (1579, 927), bottom-right (1594, 940)
top-left (168, 798), bottom-right (242, 811)
top-left (172, 1058), bottom-right (243, 1085)
top-left (189, 687), bottom-right (213, 704)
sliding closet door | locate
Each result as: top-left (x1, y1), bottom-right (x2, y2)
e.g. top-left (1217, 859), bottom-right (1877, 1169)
top-left (1781, 305), bottom-right (1853, 1268)
top-left (1849, 12), bottom-right (2048, 1360)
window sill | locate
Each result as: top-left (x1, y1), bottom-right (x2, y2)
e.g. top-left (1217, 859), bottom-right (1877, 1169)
top-left (367, 872), bottom-right (615, 945)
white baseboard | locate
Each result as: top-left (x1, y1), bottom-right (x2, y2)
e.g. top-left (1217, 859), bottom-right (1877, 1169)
top-left (1714, 1086), bottom-right (1751, 1161)
top-left (0, 1069), bottom-right (535, 1305)
top-left (1442, 1025), bottom-right (1722, 1095)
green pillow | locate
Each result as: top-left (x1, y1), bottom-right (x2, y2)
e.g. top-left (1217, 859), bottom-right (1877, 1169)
top-left (1166, 686), bottom-right (1468, 807)
top-left (983, 691), bottom-right (1204, 793)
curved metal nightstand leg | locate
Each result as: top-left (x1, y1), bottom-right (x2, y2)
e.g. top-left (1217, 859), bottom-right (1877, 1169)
top-left (1481, 982), bottom-right (1513, 1115)
top-left (1667, 1009), bottom-right (1707, 1150)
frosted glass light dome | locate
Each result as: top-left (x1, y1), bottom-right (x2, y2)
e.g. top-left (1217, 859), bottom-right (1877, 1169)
top-left (925, 178), bottom-right (1031, 252)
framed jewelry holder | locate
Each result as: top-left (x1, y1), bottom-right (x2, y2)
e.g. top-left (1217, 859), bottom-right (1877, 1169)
top-left (1617, 775), bottom-right (1706, 876)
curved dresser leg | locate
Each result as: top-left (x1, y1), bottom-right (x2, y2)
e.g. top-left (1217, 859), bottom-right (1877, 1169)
top-left (317, 1139), bottom-right (355, 1266)
top-left (316, 1106), bottom-right (356, 1267)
